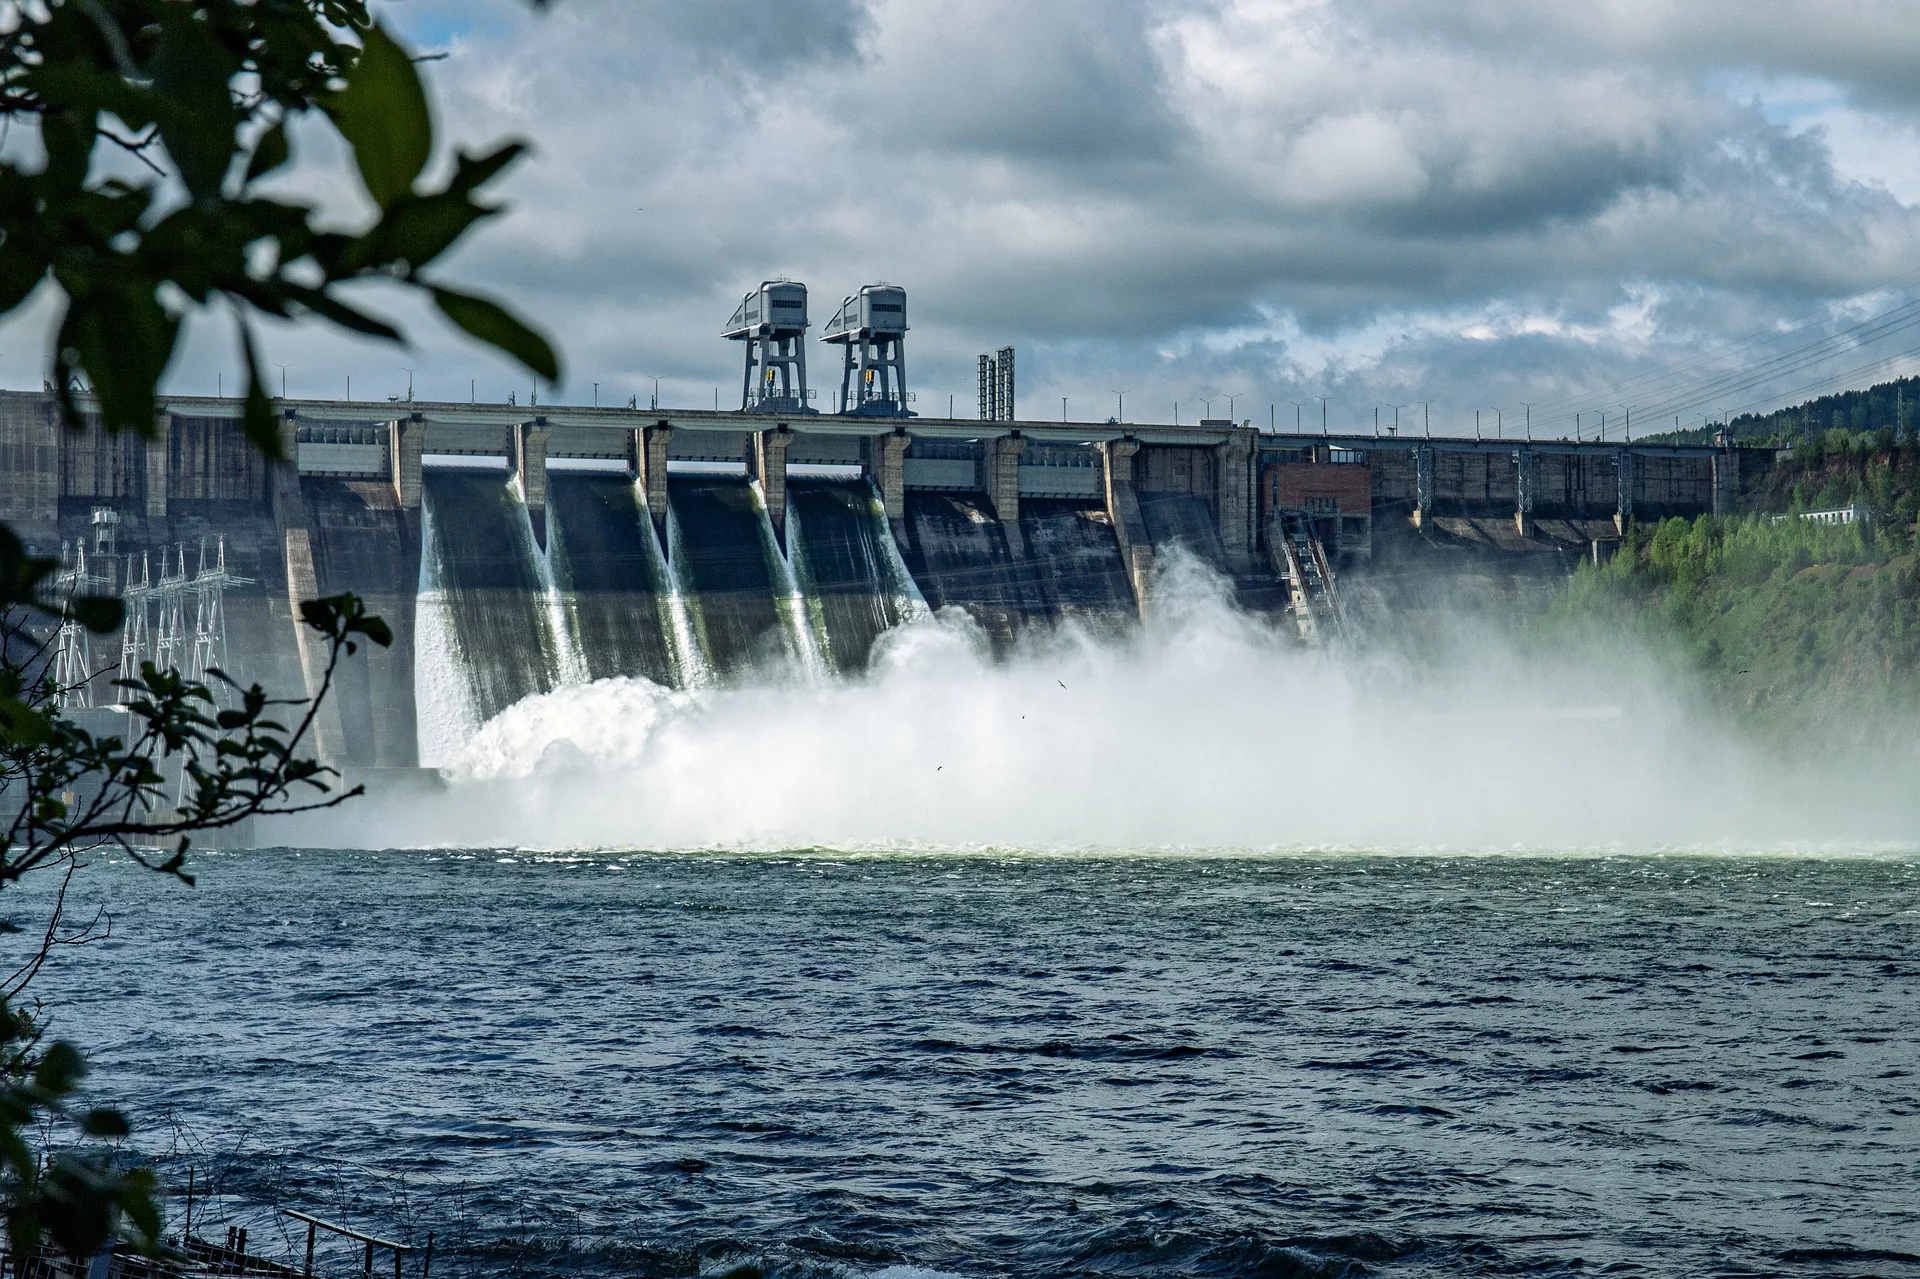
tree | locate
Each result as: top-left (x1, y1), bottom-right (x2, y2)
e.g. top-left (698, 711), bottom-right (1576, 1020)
top-left (0, 0), bottom-right (557, 1263)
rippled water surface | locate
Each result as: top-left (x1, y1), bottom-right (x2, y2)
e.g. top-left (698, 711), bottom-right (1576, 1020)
top-left (24, 850), bottom-right (1920, 1278)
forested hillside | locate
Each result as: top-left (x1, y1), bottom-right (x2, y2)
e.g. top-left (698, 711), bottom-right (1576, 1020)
top-left (1543, 514), bottom-right (1920, 740)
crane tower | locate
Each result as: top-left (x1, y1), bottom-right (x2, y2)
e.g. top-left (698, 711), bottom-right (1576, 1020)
top-left (723, 280), bottom-right (815, 413)
top-left (824, 284), bottom-right (911, 417)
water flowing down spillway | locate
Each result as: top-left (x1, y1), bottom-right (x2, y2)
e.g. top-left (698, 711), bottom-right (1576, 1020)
top-left (1138, 491), bottom-right (1232, 572)
top-left (545, 472), bottom-right (678, 687)
top-left (419, 468), bottom-right (562, 724)
top-left (901, 491), bottom-right (1049, 650)
top-left (1019, 498), bottom-right (1136, 628)
top-left (663, 474), bottom-right (795, 679)
top-left (787, 477), bottom-right (923, 674)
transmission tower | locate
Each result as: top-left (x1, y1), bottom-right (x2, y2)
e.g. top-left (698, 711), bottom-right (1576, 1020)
top-left (187, 538), bottom-right (246, 696)
top-left (116, 552), bottom-right (152, 706)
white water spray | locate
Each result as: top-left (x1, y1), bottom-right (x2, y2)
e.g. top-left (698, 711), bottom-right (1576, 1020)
top-left (660, 499), bottom-right (715, 689)
top-left (757, 480), bottom-right (829, 682)
top-left (412, 490), bottom-right (483, 767)
top-left (636, 483), bottom-right (708, 690)
top-left (305, 548), bottom-right (1920, 852)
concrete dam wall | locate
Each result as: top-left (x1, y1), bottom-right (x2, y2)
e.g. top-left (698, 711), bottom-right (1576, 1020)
top-left (0, 390), bottom-right (1743, 766)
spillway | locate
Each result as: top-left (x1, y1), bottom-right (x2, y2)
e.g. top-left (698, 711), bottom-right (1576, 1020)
top-left (665, 474), bottom-right (792, 679)
top-left (1019, 500), bottom-right (1135, 629)
top-left (900, 492), bottom-right (1048, 651)
top-left (546, 472), bottom-right (677, 686)
top-left (1138, 492), bottom-right (1231, 573)
top-left (299, 478), bottom-right (421, 766)
top-left (788, 478), bottom-right (921, 674)
top-left (419, 468), bottom-right (561, 724)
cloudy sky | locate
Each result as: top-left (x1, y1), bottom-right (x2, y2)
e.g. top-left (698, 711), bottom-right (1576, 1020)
top-left (13, 0), bottom-right (1920, 436)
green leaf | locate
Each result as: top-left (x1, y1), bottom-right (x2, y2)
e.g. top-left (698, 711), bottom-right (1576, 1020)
top-left (238, 322), bottom-right (284, 460)
top-left (55, 283), bottom-right (179, 437)
top-left (327, 24), bottom-right (433, 209)
top-left (79, 1109), bottom-right (129, 1138)
top-left (246, 121), bottom-right (292, 184)
top-left (351, 615), bottom-right (394, 647)
top-left (430, 285), bottom-right (560, 381)
top-left (67, 596), bottom-right (124, 634)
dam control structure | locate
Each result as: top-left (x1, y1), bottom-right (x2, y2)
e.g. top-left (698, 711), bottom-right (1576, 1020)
top-left (0, 279), bottom-right (1758, 770)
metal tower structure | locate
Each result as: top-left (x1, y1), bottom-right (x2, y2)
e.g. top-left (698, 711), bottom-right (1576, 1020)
top-left (116, 552), bottom-right (152, 706)
top-left (114, 540), bottom-right (249, 710)
top-left (823, 283), bottom-right (911, 417)
top-left (187, 538), bottom-right (243, 690)
top-left (47, 506), bottom-right (122, 708)
top-left (978, 346), bottom-right (1015, 421)
top-left (723, 280), bottom-right (816, 413)
top-left (50, 543), bottom-right (97, 707)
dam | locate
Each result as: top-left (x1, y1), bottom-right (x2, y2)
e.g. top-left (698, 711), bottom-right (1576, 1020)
top-left (0, 382), bottom-right (1753, 768)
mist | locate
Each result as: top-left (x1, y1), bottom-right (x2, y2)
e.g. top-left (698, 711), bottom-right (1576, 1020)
top-left (282, 552), bottom-right (1920, 853)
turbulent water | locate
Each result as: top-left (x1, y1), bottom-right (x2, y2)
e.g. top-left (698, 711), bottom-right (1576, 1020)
top-left (25, 849), bottom-right (1920, 1279)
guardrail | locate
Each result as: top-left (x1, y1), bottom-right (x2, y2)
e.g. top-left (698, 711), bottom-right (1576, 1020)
top-left (280, 1212), bottom-right (429, 1279)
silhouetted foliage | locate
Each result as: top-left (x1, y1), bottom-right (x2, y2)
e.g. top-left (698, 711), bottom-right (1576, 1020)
top-left (0, 1), bottom-right (554, 1265)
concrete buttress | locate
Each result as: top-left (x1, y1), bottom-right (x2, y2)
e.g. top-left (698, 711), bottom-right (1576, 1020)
top-left (1216, 427), bottom-right (1257, 572)
top-left (390, 416), bottom-right (423, 508)
top-left (1100, 437), bottom-right (1154, 616)
top-left (871, 430), bottom-right (909, 539)
top-left (752, 426), bottom-right (793, 547)
top-left (512, 419), bottom-right (552, 547)
top-left (283, 525), bottom-right (346, 765)
top-left (987, 433), bottom-right (1026, 556)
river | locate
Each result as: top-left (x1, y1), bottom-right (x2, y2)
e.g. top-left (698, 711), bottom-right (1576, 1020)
top-left (25, 848), bottom-right (1919, 1278)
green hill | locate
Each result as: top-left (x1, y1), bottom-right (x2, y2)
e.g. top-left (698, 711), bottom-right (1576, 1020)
top-left (1541, 513), bottom-right (1920, 742)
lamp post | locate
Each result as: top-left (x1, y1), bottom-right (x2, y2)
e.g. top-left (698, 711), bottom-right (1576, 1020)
top-left (1418, 401), bottom-right (1431, 438)
top-left (1288, 401), bottom-right (1307, 434)
top-left (1492, 408), bottom-right (1502, 438)
top-left (1313, 395), bottom-right (1332, 435)
top-left (1111, 389), bottom-right (1127, 423)
top-left (1388, 403), bottom-right (1407, 437)
top-left (1521, 402), bottom-right (1532, 441)
top-left (1620, 404), bottom-right (1632, 443)
top-left (1226, 392), bottom-right (1243, 420)
top-left (273, 363), bottom-right (289, 399)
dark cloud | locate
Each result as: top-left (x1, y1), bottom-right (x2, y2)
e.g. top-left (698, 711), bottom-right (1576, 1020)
top-left (4, 0), bottom-right (1915, 436)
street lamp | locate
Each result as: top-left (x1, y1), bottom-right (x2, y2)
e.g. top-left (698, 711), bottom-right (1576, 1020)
top-left (1111, 389), bottom-right (1128, 423)
top-left (1417, 401), bottom-right (1431, 438)
top-left (1313, 395), bottom-right (1332, 434)
top-left (1226, 392), bottom-right (1243, 420)
top-left (1492, 408), bottom-right (1502, 438)
top-left (1520, 402), bottom-right (1533, 441)
top-left (1388, 403), bottom-right (1407, 437)
top-left (272, 363), bottom-right (289, 399)
top-left (1288, 400), bottom-right (1308, 434)
top-left (1620, 405), bottom-right (1632, 443)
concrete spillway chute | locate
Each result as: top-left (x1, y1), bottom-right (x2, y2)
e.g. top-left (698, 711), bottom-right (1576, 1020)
top-left (824, 283), bottom-right (911, 417)
top-left (724, 280), bottom-right (816, 414)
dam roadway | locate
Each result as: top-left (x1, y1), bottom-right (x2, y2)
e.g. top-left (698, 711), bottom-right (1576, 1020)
top-left (0, 389), bottom-right (1754, 769)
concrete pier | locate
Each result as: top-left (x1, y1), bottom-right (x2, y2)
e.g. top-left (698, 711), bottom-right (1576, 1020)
top-left (987, 433), bottom-right (1026, 556)
top-left (1101, 437), bottom-right (1154, 615)
top-left (751, 426), bottom-right (792, 545)
top-left (512, 419), bottom-right (551, 546)
top-left (871, 430), bottom-right (909, 533)
top-left (391, 415), bottom-right (423, 508)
